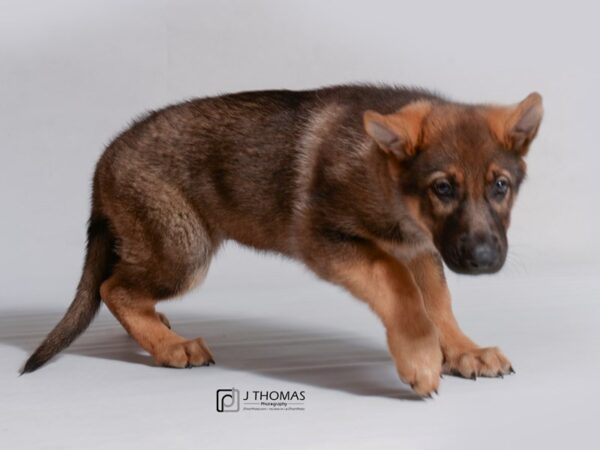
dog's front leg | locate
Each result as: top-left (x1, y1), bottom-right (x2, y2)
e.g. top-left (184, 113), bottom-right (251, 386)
top-left (407, 252), bottom-right (514, 379)
top-left (308, 245), bottom-right (442, 396)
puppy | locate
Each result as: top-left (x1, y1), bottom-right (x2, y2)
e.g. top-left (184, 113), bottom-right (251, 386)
top-left (22, 85), bottom-right (543, 396)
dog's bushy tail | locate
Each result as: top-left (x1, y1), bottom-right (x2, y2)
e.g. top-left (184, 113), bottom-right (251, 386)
top-left (21, 216), bottom-right (114, 374)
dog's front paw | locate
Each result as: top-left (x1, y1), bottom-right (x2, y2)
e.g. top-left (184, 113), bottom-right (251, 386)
top-left (391, 331), bottom-right (443, 397)
top-left (443, 346), bottom-right (513, 379)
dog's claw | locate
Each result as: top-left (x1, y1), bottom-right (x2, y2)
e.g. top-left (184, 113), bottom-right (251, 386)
top-left (509, 366), bottom-right (515, 374)
top-left (497, 371), bottom-right (504, 378)
top-left (470, 373), bottom-right (477, 380)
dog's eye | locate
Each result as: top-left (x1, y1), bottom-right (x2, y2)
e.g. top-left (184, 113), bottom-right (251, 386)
top-left (493, 177), bottom-right (510, 199)
top-left (432, 179), bottom-right (454, 199)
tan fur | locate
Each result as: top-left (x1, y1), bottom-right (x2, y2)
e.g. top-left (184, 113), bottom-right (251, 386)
top-left (364, 100), bottom-right (432, 157)
top-left (406, 253), bottom-right (511, 377)
top-left (323, 248), bottom-right (442, 396)
top-left (100, 277), bottom-right (214, 367)
top-left (484, 92), bottom-right (543, 154)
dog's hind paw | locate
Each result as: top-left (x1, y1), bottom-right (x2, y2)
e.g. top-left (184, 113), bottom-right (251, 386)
top-left (155, 338), bottom-right (215, 368)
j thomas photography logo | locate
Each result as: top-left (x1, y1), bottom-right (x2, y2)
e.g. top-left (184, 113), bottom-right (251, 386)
top-left (216, 388), bottom-right (240, 412)
top-left (216, 388), bottom-right (306, 413)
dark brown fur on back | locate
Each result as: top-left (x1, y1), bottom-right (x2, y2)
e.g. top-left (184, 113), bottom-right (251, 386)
top-left (97, 86), bottom-right (442, 259)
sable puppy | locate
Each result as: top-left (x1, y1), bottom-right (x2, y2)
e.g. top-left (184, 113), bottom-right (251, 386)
top-left (22, 85), bottom-right (543, 396)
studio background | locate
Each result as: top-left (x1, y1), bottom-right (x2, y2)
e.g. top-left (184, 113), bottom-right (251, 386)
top-left (1, 1), bottom-right (598, 449)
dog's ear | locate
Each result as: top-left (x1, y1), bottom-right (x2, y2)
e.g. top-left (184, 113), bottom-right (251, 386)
top-left (486, 92), bottom-right (543, 155)
top-left (363, 101), bottom-right (432, 160)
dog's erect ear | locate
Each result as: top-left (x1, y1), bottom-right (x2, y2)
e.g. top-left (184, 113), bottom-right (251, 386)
top-left (363, 101), bottom-right (432, 160)
top-left (486, 92), bottom-right (543, 155)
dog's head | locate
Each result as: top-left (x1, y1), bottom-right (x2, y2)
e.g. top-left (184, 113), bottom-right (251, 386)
top-left (364, 93), bottom-right (543, 274)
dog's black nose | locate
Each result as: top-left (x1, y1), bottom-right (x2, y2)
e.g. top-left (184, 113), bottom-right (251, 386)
top-left (471, 243), bottom-right (498, 269)
top-left (456, 233), bottom-right (501, 273)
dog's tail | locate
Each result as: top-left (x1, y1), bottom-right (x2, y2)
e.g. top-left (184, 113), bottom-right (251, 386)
top-left (21, 216), bottom-right (114, 374)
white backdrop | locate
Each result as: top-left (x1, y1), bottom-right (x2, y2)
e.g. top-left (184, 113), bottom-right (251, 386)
top-left (1, 1), bottom-right (599, 449)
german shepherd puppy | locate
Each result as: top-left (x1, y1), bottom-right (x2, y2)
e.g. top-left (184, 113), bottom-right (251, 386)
top-left (22, 85), bottom-right (543, 396)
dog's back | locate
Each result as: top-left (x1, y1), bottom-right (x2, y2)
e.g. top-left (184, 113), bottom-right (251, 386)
top-left (95, 85), bottom-right (440, 254)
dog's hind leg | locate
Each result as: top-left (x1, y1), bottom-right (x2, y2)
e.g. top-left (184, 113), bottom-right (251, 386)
top-left (100, 278), bottom-right (214, 367)
top-left (98, 174), bottom-right (218, 367)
